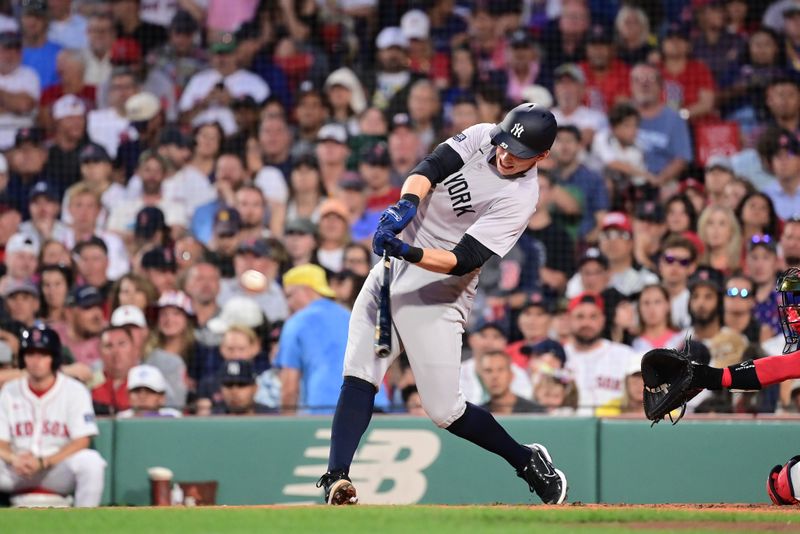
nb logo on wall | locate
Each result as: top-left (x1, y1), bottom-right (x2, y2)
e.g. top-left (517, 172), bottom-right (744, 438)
top-left (282, 428), bottom-right (441, 504)
top-left (510, 123), bottom-right (524, 138)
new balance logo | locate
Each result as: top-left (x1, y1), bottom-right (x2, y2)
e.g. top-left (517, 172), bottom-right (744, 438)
top-left (510, 123), bottom-right (524, 138)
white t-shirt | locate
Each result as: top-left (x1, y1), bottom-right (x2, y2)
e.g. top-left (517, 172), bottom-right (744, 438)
top-left (590, 128), bottom-right (648, 185)
top-left (565, 339), bottom-right (639, 414)
top-left (107, 197), bottom-right (188, 234)
top-left (255, 166), bottom-right (290, 205)
top-left (0, 65), bottom-right (40, 150)
top-left (459, 357), bottom-right (533, 404)
top-left (87, 108), bottom-right (133, 159)
top-left (0, 374), bottom-right (99, 457)
top-left (48, 15), bottom-right (88, 49)
top-left (552, 106), bottom-right (608, 135)
top-left (179, 68), bottom-right (269, 112)
top-left (163, 165), bottom-right (217, 214)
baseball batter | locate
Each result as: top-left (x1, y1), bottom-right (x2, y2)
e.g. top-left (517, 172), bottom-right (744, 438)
top-left (316, 103), bottom-right (568, 505)
top-left (0, 324), bottom-right (106, 507)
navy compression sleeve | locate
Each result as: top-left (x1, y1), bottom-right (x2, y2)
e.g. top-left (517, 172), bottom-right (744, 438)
top-left (410, 143), bottom-right (464, 185)
top-left (449, 234), bottom-right (495, 276)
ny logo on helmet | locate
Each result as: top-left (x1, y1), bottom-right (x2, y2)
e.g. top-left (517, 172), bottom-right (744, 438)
top-left (510, 123), bottom-right (524, 138)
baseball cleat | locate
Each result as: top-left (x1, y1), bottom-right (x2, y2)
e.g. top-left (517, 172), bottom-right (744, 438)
top-left (316, 471), bottom-right (358, 505)
top-left (517, 443), bottom-right (568, 505)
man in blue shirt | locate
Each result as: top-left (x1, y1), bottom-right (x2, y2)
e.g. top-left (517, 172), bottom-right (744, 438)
top-left (275, 264), bottom-right (353, 415)
top-left (631, 63), bottom-right (692, 187)
top-left (763, 129), bottom-right (800, 220)
top-left (20, 0), bottom-right (62, 90)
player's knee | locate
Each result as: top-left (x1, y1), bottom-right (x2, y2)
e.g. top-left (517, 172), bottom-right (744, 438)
top-left (69, 449), bottom-right (107, 476)
top-left (767, 455), bottom-right (800, 505)
top-left (423, 397), bottom-right (466, 428)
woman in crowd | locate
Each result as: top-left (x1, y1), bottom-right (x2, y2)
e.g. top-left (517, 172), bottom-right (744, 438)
top-left (324, 67), bottom-right (366, 136)
top-left (631, 284), bottom-right (683, 353)
top-left (533, 370), bottom-right (579, 415)
top-left (144, 290), bottom-right (193, 406)
top-left (286, 155), bottom-right (326, 223)
top-left (110, 273), bottom-right (158, 311)
top-left (315, 199), bottom-right (351, 273)
top-left (168, 122), bottom-right (224, 213)
top-left (722, 176), bottom-right (755, 213)
top-left (664, 194), bottom-right (698, 236)
top-left (39, 239), bottom-right (73, 269)
top-left (38, 263), bottom-right (72, 327)
top-left (615, 5), bottom-right (655, 66)
top-left (746, 236), bottom-right (782, 338)
top-left (697, 205), bottom-right (742, 276)
top-left (735, 191), bottom-right (781, 246)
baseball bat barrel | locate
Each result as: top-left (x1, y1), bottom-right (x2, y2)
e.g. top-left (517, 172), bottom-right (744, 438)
top-left (374, 252), bottom-right (392, 358)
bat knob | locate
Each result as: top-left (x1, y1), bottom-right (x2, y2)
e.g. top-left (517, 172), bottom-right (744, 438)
top-left (374, 345), bottom-right (391, 358)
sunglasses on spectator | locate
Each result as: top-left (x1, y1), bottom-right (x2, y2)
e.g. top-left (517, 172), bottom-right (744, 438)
top-left (751, 234), bottom-right (772, 244)
top-left (601, 230), bottom-right (631, 240)
top-left (661, 254), bottom-right (691, 266)
top-left (726, 287), bottom-right (751, 298)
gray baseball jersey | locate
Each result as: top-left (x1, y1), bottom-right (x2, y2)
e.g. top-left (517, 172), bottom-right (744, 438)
top-left (391, 122), bottom-right (540, 318)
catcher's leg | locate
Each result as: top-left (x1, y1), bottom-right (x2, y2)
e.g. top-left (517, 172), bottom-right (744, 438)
top-left (767, 455), bottom-right (800, 505)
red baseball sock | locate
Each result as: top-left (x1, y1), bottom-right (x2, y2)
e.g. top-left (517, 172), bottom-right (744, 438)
top-left (723, 350), bottom-right (800, 389)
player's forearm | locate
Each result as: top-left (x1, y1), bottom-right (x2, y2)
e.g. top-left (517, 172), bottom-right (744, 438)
top-left (0, 440), bottom-right (13, 464)
top-left (414, 249), bottom-right (458, 274)
top-left (45, 436), bottom-right (90, 468)
top-left (401, 174), bottom-right (432, 200)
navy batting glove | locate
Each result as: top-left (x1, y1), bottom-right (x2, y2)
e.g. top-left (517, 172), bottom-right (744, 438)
top-left (372, 229), bottom-right (409, 258)
top-left (377, 199), bottom-right (417, 235)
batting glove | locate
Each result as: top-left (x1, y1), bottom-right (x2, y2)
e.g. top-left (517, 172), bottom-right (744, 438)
top-left (377, 199), bottom-right (417, 235)
top-left (372, 229), bottom-right (410, 258)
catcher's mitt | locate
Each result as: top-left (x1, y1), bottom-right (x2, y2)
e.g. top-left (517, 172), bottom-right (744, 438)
top-left (640, 346), bottom-right (702, 425)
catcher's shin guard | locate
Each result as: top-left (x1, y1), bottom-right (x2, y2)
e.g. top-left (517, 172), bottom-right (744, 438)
top-left (767, 456), bottom-right (800, 505)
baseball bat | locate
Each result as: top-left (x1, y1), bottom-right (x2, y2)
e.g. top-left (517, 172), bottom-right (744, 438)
top-left (374, 252), bottom-right (392, 358)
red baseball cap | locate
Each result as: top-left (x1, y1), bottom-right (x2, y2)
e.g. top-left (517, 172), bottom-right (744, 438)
top-left (678, 178), bottom-right (706, 196)
top-left (568, 292), bottom-right (605, 313)
top-left (601, 212), bottom-right (632, 233)
top-left (111, 37), bottom-right (142, 65)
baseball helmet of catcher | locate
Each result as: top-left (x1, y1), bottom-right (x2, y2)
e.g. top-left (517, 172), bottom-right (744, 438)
top-left (489, 102), bottom-right (557, 159)
top-left (777, 267), bottom-right (800, 353)
top-left (19, 323), bottom-right (62, 371)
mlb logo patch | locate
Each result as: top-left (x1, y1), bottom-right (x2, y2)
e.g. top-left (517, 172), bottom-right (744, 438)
top-left (451, 133), bottom-right (467, 142)
top-left (84, 413), bottom-right (95, 423)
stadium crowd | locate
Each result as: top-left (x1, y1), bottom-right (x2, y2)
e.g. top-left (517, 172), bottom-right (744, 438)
top-left (0, 0), bottom-right (797, 429)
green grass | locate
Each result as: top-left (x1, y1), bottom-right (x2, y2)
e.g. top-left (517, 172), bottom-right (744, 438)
top-left (2, 505), bottom-right (799, 534)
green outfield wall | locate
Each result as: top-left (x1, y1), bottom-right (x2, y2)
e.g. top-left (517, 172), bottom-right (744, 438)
top-left (89, 416), bottom-right (798, 506)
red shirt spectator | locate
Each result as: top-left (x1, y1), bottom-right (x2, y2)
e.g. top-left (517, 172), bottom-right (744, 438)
top-left (581, 59), bottom-right (631, 112)
top-left (661, 59), bottom-right (716, 113)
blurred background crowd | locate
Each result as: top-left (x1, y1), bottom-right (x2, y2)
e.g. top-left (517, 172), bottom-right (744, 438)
top-left (0, 0), bottom-right (797, 419)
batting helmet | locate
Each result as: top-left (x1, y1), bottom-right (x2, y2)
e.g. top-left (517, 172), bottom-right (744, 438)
top-left (489, 103), bottom-right (557, 159)
top-left (777, 267), bottom-right (800, 354)
top-left (19, 323), bottom-right (62, 371)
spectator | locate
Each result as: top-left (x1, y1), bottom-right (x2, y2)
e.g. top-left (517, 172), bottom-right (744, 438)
top-left (723, 274), bottom-right (764, 343)
top-left (38, 50), bottom-right (95, 135)
top-left (337, 179), bottom-right (378, 245)
top-left (62, 143), bottom-right (125, 228)
top-left (547, 125), bottom-right (609, 242)
top-left (521, 172), bottom-right (576, 295)
top-left (551, 64), bottom-right (607, 147)
top-left (6, 128), bottom-right (48, 218)
top-left (46, 95), bottom-right (90, 192)
top-left (507, 294), bottom-right (554, 369)
top-left (0, 324), bottom-right (106, 507)
top-left (83, 13), bottom-right (115, 87)
top-left (762, 129), bottom-right (800, 220)
top-left (234, 184), bottom-right (269, 242)
top-left (523, 339), bottom-right (568, 390)
top-left (191, 152), bottom-right (249, 245)
top-left (173, 235), bottom-right (205, 276)
top-left (183, 261), bottom-right (221, 333)
top-left (660, 23), bottom-right (716, 122)
top-left (218, 238), bottom-right (289, 324)
top-left (86, 67), bottom-right (136, 159)
top-left (360, 142), bottom-right (400, 213)
top-left (143, 290), bottom-right (191, 405)
top-left (0, 32), bottom-right (39, 151)
top-left (614, 5), bottom-right (654, 66)
top-left (73, 236), bottom-right (111, 297)
top-left (276, 264), bottom-right (350, 415)
top-left (107, 151), bottom-right (188, 238)
top-left (446, 96), bottom-right (481, 140)
top-left (780, 217), bottom-right (800, 267)
top-left (324, 67), bottom-right (366, 135)
top-left (286, 154), bottom-right (325, 224)
top-left (116, 365), bottom-right (182, 418)
top-left (631, 284), bottom-right (683, 352)
top-left (47, 0), bottom-right (87, 50)
top-left (479, 350), bottom-right (544, 414)
top-left (52, 285), bottom-right (106, 368)
top-left (316, 199), bottom-right (350, 273)
top-left (580, 23), bottom-right (630, 113)
top-left (139, 246), bottom-right (177, 296)
top-left (115, 91), bottom-right (166, 182)
top-left (631, 200), bottom-right (668, 271)
top-left (109, 272), bottom-right (157, 311)
top-left (704, 156), bottom-right (736, 207)
top-left (541, 0), bottom-right (590, 73)
top-left (406, 79), bottom-right (441, 153)
top-left (341, 243), bottom-right (371, 277)
top-left (256, 115), bottom-right (293, 180)
top-left (283, 218), bottom-right (318, 269)
top-left (368, 26), bottom-right (423, 116)
top-left (657, 235), bottom-right (699, 330)
top-left (687, 266), bottom-right (726, 343)
top-left (178, 33), bottom-right (268, 134)
top-left (292, 83), bottom-right (329, 158)
top-left (92, 325), bottom-right (141, 415)
top-left (533, 370), bottom-right (579, 415)
top-left (19, 181), bottom-right (69, 245)
top-left (132, 206), bottom-right (168, 253)
top-left (401, 384), bottom-right (426, 416)
top-left (38, 238), bottom-right (70, 268)
top-left (697, 205), bottom-right (742, 275)
top-left (387, 113), bottom-right (423, 187)
top-left (630, 63), bottom-right (692, 190)
top-left (315, 123), bottom-right (352, 195)
top-left (211, 359), bottom-right (273, 415)
top-left (596, 212), bottom-right (659, 296)
top-left (747, 235), bottom-right (782, 337)
top-left (64, 183), bottom-right (129, 282)
top-left (564, 292), bottom-right (639, 414)
top-left (691, 0), bottom-right (747, 89)
top-left (1, 233), bottom-right (39, 293)
top-left (2, 279), bottom-right (39, 327)
top-left (597, 359), bottom-right (646, 417)
top-left (736, 192), bottom-right (781, 246)
top-left (109, 304), bottom-right (148, 358)
top-left (20, 0), bottom-right (61, 90)
top-left (111, 0), bottom-right (167, 56)
top-left (38, 263), bottom-right (71, 326)
top-left (504, 29), bottom-right (543, 106)
top-left (664, 193), bottom-right (699, 235)
top-left (763, 78), bottom-right (800, 140)
top-left (156, 125), bottom-right (192, 173)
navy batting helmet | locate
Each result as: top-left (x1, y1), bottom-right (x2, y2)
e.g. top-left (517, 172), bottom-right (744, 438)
top-left (20, 323), bottom-right (62, 371)
top-left (489, 103), bottom-right (557, 159)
